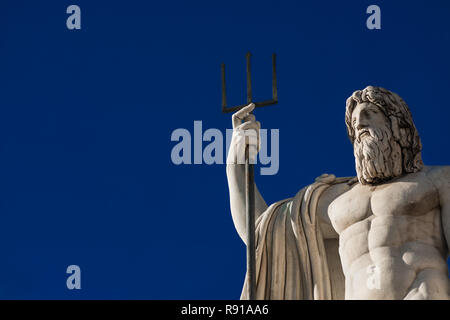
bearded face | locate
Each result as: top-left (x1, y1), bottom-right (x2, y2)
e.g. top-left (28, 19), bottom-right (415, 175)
top-left (351, 102), bottom-right (403, 185)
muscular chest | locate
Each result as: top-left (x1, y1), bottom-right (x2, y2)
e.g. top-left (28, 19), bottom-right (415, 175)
top-left (328, 173), bottom-right (440, 233)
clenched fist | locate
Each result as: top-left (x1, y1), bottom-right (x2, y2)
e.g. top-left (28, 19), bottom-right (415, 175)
top-left (227, 103), bottom-right (261, 165)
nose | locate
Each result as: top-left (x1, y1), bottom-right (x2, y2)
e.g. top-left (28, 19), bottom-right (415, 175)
top-left (355, 112), bottom-right (369, 131)
top-left (355, 118), bottom-right (368, 131)
top-left (356, 121), bottom-right (368, 131)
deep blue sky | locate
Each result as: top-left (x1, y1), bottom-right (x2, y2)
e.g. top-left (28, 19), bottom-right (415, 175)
top-left (0, 0), bottom-right (449, 299)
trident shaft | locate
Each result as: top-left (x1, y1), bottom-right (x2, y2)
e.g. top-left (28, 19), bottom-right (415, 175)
top-left (221, 52), bottom-right (278, 300)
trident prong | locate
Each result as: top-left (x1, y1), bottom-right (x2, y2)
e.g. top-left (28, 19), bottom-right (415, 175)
top-left (221, 52), bottom-right (278, 113)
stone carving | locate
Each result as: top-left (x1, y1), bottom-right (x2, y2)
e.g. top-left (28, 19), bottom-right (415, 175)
top-left (226, 86), bottom-right (450, 299)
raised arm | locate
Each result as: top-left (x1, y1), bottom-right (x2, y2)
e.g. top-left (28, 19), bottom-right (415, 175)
top-left (226, 103), bottom-right (268, 243)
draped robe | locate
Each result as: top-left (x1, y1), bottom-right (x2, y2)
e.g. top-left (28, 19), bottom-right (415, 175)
top-left (241, 176), bottom-right (353, 300)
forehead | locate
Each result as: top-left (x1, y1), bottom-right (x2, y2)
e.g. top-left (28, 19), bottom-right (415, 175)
top-left (352, 102), bottom-right (379, 117)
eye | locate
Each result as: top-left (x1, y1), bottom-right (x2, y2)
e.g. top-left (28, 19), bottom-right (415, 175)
top-left (352, 118), bottom-right (356, 126)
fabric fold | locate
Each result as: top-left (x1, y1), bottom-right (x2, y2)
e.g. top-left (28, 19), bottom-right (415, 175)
top-left (241, 177), bottom-right (352, 300)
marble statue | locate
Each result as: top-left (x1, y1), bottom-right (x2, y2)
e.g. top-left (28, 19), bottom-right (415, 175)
top-left (226, 86), bottom-right (450, 300)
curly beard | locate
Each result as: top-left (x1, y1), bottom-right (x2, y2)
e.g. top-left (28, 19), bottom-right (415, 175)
top-left (353, 126), bottom-right (403, 185)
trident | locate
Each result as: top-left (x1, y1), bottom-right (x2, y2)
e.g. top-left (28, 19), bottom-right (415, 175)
top-left (221, 52), bottom-right (278, 299)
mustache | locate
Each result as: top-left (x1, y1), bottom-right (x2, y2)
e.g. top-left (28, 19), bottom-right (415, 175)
top-left (356, 128), bottom-right (382, 143)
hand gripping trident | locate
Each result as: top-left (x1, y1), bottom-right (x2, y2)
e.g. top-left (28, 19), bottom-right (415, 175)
top-left (221, 52), bottom-right (278, 300)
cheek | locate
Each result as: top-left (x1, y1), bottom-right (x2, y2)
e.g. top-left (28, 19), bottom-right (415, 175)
top-left (372, 114), bottom-right (389, 129)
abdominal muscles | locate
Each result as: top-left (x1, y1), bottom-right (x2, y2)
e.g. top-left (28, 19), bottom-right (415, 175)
top-left (339, 213), bottom-right (449, 300)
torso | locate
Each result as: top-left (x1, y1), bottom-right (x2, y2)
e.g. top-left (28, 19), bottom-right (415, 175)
top-left (328, 169), bottom-right (450, 299)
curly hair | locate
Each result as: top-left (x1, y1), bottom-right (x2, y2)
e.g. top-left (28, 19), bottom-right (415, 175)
top-left (345, 86), bottom-right (424, 174)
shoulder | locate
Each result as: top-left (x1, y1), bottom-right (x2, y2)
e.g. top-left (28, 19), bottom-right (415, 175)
top-left (424, 165), bottom-right (450, 190)
top-left (424, 166), bottom-right (450, 208)
top-left (315, 174), bottom-right (357, 196)
top-left (425, 166), bottom-right (450, 248)
top-left (315, 174), bottom-right (357, 224)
